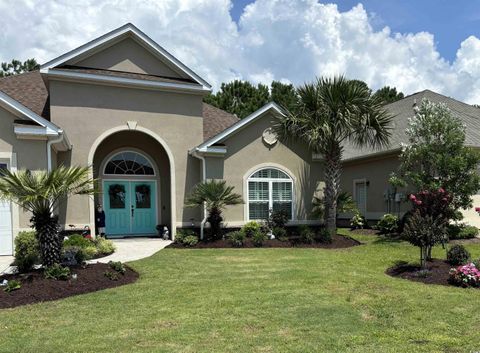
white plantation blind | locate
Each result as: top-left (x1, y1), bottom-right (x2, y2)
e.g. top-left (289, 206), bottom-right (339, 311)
top-left (248, 168), bottom-right (293, 220)
top-left (355, 181), bottom-right (367, 215)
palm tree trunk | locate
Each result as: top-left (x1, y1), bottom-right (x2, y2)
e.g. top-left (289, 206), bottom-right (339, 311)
top-left (324, 144), bottom-right (342, 235)
top-left (31, 211), bottom-right (61, 267)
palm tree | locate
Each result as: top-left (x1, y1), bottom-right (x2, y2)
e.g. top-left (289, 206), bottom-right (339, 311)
top-left (185, 180), bottom-right (243, 239)
top-left (276, 76), bottom-right (392, 235)
top-left (0, 166), bottom-right (95, 266)
top-left (311, 192), bottom-right (358, 220)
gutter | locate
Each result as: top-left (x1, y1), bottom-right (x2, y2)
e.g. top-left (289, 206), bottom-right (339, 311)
top-left (46, 131), bottom-right (65, 172)
top-left (190, 148), bottom-right (208, 239)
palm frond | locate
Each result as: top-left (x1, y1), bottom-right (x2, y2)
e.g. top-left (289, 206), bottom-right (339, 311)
top-left (185, 179), bottom-right (243, 211)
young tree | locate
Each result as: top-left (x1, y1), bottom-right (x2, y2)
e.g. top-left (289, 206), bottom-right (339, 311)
top-left (0, 58), bottom-right (39, 77)
top-left (276, 76), bottom-right (392, 235)
top-left (398, 99), bottom-right (480, 215)
top-left (0, 167), bottom-right (95, 266)
top-left (185, 180), bottom-right (243, 239)
top-left (372, 86), bottom-right (404, 104)
top-left (270, 81), bottom-right (297, 112)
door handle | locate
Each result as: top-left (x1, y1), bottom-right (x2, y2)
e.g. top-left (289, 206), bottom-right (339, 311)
top-left (131, 205), bottom-right (134, 217)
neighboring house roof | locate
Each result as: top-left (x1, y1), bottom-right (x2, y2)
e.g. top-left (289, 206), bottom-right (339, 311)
top-left (40, 23), bottom-right (212, 91)
top-left (196, 102), bottom-right (285, 152)
top-left (202, 103), bottom-right (239, 140)
top-left (0, 71), bottom-right (235, 140)
top-left (342, 89), bottom-right (480, 161)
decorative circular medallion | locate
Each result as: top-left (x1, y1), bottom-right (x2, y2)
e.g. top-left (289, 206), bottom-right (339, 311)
top-left (262, 127), bottom-right (278, 146)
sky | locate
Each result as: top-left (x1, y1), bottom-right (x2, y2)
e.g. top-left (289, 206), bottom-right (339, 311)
top-left (1, 0), bottom-right (480, 103)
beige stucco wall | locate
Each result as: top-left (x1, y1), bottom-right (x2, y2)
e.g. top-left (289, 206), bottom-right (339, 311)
top-left (204, 111), bottom-right (324, 226)
top-left (0, 107), bottom-right (48, 229)
top-left (340, 154), bottom-right (409, 220)
top-left (74, 37), bottom-right (183, 79)
top-left (49, 79), bottom-right (203, 228)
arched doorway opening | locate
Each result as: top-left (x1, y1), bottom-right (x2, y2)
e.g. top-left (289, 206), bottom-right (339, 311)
top-left (90, 129), bottom-right (173, 237)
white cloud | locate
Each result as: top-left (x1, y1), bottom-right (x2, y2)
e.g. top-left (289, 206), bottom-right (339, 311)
top-left (1, 0), bottom-right (480, 103)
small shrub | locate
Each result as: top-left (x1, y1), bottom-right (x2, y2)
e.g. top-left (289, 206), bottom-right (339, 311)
top-left (95, 238), bottom-right (116, 255)
top-left (14, 231), bottom-right (39, 272)
top-left (175, 229), bottom-right (197, 244)
top-left (299, 225), bottom-right (314, 244)
top-left (272, 227), bottom-right (287, 239)
top-left (268, 210), bottom-right (289, 229)
top-left (183, 235), bottom-right (199, 247)
top-left (278, 235), bottom-right (289, 242)
top-left (64, 234), bottom-right (93, 249)
top-left (375, 214), bottom-right (399, 234)
top-left (104, 270), bottom-right (119, 281)
top-left (3, 279), bottom-right (21, 293)
top-left (83, 246), bottom-right (98, 260)
top-left (62, 246), bottom-right (85, 266)
top-left (44, 264), bottom-right (71, 280)
top-left (449, 263), bottom-right (480, 287)
top-left (108, 261), bottom-right (126, 274)
top-left (350, 213), bottom-right (366, 229)
top-left (317, 228), bottom-right (332, 244)
top-left (252, 230), bottom-right (267, 247)
top-left (241, 221), bottom-right (261, 237)
top-left (447, 244), bottom-right (471, 266)
top-left (227, 231), bottom-right (245, 247)
top-left (448, 224), bottom-right (478, 240)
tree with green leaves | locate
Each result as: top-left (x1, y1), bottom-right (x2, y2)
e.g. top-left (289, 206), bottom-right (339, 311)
top-left (204, 80), bottom-right (270, 119)
top-left (0, 167), bottom-right (95, 266)
top-left (204, 80), bottom-right (298, 118)
top-left (396, 99), bottom-right (480, 217)
top-left (185, 179), bottom-right (243, 239)
top-left (276, 76), bottom-right (392, 235)
top-left (372, 86), bottom-right (404, 104)
top-left (0, 58), bottom-right (39, 77)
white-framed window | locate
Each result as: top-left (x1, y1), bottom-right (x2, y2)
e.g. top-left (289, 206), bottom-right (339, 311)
top-left (247, 168), bottom-right (293, 220)
top-left (104, 151), bottom-right (155, 176)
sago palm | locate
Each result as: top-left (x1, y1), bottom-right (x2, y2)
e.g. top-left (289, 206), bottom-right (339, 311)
top-left (186, 179), bottom-right (243, 239)
top-left (276, 76), bottom-right (392, 234)
top-left (0, 166), bottom-right (95, 266)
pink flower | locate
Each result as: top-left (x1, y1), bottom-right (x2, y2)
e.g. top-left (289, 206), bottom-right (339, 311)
top-left (438, 187), bottom-right (445, 193)
top-left (475, 207), bottom-right (480, 213)
top-left (409, 194), bottom-right (416, 201)
top-left (415, 200), bottom-right (422, 205)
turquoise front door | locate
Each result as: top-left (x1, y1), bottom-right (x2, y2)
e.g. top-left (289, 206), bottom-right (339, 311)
top-left (104, 180), bottom-right (157, 236)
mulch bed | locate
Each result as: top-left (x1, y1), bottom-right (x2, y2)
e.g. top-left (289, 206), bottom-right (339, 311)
top-left (167, 234), bottom-right (361, 249)
top-left (349, 229), bottom-right (380, 236)
top-left (0, 263), bottom-right (139, 309)
top-left (386, 259), bottom-right (453, 286)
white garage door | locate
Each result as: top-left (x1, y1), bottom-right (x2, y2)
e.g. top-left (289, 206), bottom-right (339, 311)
top-left (0, 162), bottom-right (13, 255)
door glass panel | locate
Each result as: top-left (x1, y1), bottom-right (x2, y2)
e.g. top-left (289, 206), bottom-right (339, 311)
top-left (0, 163), bottom-right (7, 177)
top-left (108, 184), bottom-right (126, 209)
top-left (135, 184), bottom-right (151, 209)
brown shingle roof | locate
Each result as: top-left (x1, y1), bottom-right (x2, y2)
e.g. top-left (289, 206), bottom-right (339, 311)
top-left (0, 70), bottom-right (50, 119)
top-left (0, 71), bottom-right (238, 141)
top-left (202, 103), bottom-right (239, 141)
top-left (55, 65), bottom-right (198, 86)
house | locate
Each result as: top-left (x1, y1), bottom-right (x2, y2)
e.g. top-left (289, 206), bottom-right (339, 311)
top-left (1, 23), bottom-right (479, 255)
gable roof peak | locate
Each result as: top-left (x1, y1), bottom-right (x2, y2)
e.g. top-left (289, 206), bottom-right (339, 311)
top-left (40, 23), bottom-right (211, 90)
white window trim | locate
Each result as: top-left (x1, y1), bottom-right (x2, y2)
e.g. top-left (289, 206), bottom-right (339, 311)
top-left (0, 152), bottom-right (19, 255)
top-left (101, 148), bottom-right (157, 177)
top-left (244, 165), bottom-right (296, 222)
top-left (353, 178), bottom-right (368, 216)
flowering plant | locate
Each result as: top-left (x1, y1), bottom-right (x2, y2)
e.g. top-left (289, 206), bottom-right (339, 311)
top-left (448, 263), bottom-right (480, 288)
top-left (408, 188), bottom-right (453, 219)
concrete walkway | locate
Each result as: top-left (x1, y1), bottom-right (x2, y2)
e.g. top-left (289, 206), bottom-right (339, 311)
top-left (89, 238), bottom-right (172, 264)
top-left (0, 256), bottom-right (14, 274)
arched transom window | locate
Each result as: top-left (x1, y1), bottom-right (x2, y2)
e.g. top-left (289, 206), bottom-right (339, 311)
top-left (104, 151), bottom-right (155, 176)
top-left (248, 167), bottom-right (293, 220)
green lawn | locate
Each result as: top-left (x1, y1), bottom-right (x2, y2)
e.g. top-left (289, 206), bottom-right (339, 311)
top-left (1, 230), bottom-right (480, 353)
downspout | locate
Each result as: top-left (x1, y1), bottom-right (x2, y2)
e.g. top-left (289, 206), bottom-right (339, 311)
top-left (47, 130), bottom-right (64, 172)
top-left (191, 149), bottom-right (207, 240)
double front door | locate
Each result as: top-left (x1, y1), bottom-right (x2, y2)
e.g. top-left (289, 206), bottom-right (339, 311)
top-left (103, 180), bottom-right (157, 236)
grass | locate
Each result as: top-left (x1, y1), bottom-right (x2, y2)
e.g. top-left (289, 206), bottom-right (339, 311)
top-left (1, 230), bottom-right (480, 353)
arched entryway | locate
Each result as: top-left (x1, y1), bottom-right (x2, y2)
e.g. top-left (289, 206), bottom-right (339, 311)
top-left (88, 126), bottom-right (174, 238)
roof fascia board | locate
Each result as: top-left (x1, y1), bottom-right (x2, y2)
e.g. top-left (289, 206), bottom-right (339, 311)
top-left (45, 69), bottom-right (210, 94)
top-left (40, 23), bottom-right (211, 90)
top-left (0, 91), bottom-right (60, 134)
top-left (196, 102), bottom-right (285, 150)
